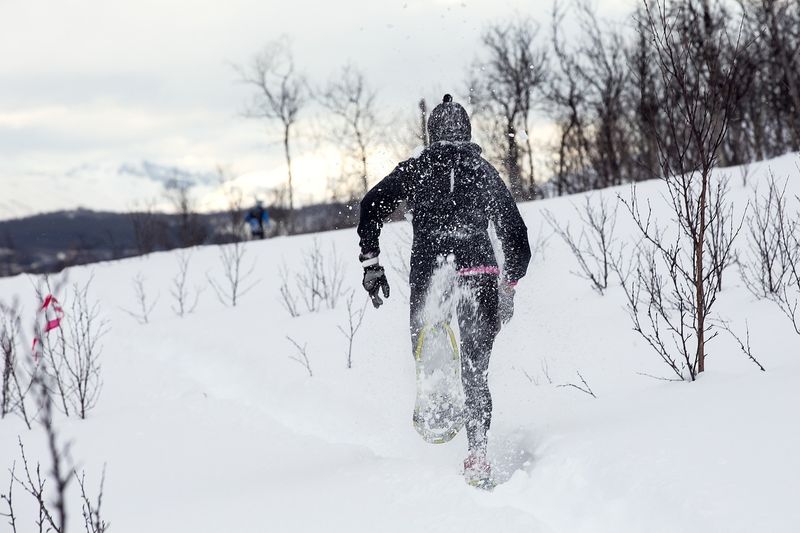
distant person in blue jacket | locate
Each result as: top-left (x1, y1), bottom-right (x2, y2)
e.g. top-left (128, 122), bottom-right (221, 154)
top-left (245, 200), bottom-right (270, 239)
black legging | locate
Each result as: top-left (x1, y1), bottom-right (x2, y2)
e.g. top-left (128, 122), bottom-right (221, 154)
top-left (410, 273), bottom-right (499, 453)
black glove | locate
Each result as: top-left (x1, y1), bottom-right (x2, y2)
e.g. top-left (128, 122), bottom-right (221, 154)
top-left (498, 281), bottom-right (516, 324)
top-left (363, 265), bottom-right (390, 308)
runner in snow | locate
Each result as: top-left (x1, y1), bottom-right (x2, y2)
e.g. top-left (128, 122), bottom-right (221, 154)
top-left (245, 200), bottom-right (270, 239)
top-left (356, 94), bottom-right (531, 486)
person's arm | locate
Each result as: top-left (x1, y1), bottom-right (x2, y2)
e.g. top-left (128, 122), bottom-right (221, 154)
top-left (356, 161), bottom-right (413, 308)
top-left (357, 161), bottom-right (412, 262)
top-left (486, 163), bottom-right (531, 285)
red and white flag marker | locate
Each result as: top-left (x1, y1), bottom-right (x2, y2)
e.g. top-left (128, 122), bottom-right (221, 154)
top-left (31, 294), bottom-right (64, 360)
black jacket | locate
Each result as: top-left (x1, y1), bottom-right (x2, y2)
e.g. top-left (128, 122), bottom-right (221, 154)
top-left (358, 142), bottom-right (531, 286)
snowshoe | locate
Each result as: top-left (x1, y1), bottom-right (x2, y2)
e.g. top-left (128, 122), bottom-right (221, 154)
top-left (412, 322), bottom-right (465, 444)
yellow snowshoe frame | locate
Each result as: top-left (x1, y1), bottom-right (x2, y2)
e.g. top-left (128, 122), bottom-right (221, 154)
top-left (413, 322), bottom-right (463, 444)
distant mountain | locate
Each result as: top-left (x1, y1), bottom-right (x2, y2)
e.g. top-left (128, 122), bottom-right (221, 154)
top-left (1, 160), bottom-right (221, 221)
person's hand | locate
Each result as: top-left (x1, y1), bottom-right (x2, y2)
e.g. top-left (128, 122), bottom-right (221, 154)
top-left (363, 265), bottom-right (390, 308)
top-left (498, 281), bottom-right (516, 324)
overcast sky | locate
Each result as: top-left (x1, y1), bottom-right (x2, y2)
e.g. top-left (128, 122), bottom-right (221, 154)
top-left (0, 0), bottom-right (635, 216)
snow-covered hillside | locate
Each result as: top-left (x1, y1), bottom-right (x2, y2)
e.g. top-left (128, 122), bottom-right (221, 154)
top-left (1, 154), bottom-right (799, 533)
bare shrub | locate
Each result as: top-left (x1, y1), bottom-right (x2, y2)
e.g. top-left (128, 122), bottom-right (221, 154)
top-left (6, 409), bottom-right (108, 533)
top-left (544, 194), bottom-right (620, 294)
top-left (33, 278), bottom-right (108, 419)
top-left (207, 241), bottom-right (258, 307)
top-left (740, 174), bottom-right (793, 298)
top-left (286, 336), bottom-right (312, 377)
top-left (737, 171), bottom-right (800, 334)
top-left (1, 300), bottom-right (31, 426)
top-left (278, 239), bottom-right (345, 316)
top-left (121, 273), bottom-right (158, 325)
top-left (719, 320), bottom-right (765, 371)
top-left (337, 291), bottom-right (368, 369)
top-left (32, 279), bottom-right (72, 416)
top-left (278, 265), bottom-right (300, 318)
top-left (2, 280), bottom-right (109, 533)
top-left (170, 251), bottom-right (203, 317)
top-left (62, 280), bottom-right (109, 419)
top-left (76, 468), bottom-right (109, 533)
top-left (557, 371), bottom-right (597, 398)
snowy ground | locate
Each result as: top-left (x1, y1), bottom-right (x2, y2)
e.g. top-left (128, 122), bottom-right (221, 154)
top-left (2, 154), bottom-right (800, 532)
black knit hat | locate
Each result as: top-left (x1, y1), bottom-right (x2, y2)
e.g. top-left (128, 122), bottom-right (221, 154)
top-left (427, 94), bottom-right (471, 144)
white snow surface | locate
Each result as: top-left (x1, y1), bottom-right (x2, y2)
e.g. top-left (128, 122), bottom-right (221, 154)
top-left (2, 154), bottom-right (800, 532)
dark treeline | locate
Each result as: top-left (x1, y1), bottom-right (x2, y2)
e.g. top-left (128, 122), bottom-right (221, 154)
top-left (0, 202), bottom-right (363, 277)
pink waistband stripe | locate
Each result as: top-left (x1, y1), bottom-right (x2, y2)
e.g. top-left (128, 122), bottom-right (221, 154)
top-left (458, 266), bottom-right (501, 276)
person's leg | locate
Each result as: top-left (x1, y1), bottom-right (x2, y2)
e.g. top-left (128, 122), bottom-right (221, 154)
top-left (456, 274), bottom-right (499, 456)
top-left (409, 273), bottom-right (427, 360)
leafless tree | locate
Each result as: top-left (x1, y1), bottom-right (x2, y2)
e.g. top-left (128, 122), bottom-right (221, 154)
top-left (337, 291), bottom-right (368, 369)
top-left (617, 0), bottom-right (746, 380)
top-left (547, 1), bottom-right (633, 193)
top-left (627, 6), bottom-right (663, 181)
top-left (207, 242), bottom-right (259, 307)
top-left (619, 185), bottom-right (743, 381)
top-left (237, 37), bottom-right (308, 229)
top-left (471, 18), bottom-right (548, 199)
top-left (573, 1), bottom-right (632, 189)
top-left (543, 194), bottom-right (620, 294)
top-left (122, 273), bottom-right (159, 325)
top-left (547, 2), bottom-right (592, 196)
top-left (318, 64), bottom-right (382, 196)
top-left (736, 0), bottom-right (800, 156)
top-left (286, 336), bottom-right (312, 377)
top-left (170, 251), bottom-right (203, 317)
